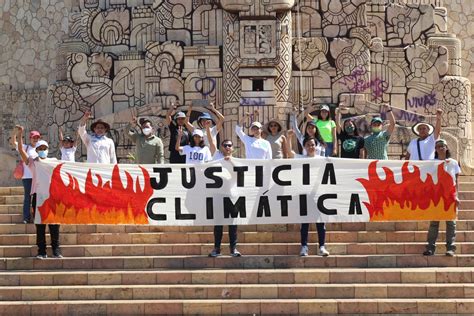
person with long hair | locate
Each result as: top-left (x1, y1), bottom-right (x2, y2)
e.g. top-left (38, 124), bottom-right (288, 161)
top-left (10, 127), bottom-right (41, 223)
top-left (313, 104), bottom-right (337, 157)
top-left (235, 111), bottom-right (272, 160)
top-left (264, 118), bottom-right (288, 159)
top-left (166, 102), bottom-right (190, 163)
top-left (335, 105), bottom-right (366, 159)
top-left (423, 139), bottom-right (460, 256)
top-left (175, 126), bottom-right (212, 164)
top-left (290, 107), bottom-right (326, 155)
top-left (286, 130), bottom-right (330, 257)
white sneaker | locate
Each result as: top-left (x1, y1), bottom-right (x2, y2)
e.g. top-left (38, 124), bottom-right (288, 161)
top-left (299, 245), bottom-right (309, 256)
top-left (318, 246), bottom-right (329, 256)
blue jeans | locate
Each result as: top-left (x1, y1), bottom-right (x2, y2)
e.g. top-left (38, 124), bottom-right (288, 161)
top-left (22, 178), bottom-right (32, 222)
top-left (300, 223), bottom-right (326, 247)
top-left (325, 142), bottom-right (334, 157)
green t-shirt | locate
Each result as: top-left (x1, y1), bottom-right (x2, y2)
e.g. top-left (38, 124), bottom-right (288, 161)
top-left (315, 119), bottom-right (336, 143)
top-left (364, 131), bottom-right (391, 160)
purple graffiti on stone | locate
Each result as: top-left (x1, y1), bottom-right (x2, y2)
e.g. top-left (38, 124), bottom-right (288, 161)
top-left (340, 66), bottom-right (388, 100)
top-left (407, 91), bottom-right (437, 109)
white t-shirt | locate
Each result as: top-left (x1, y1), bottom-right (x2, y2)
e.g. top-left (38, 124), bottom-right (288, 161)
top-left (294, 146), bottom-right (325, 159)
top-left (441, 158), bottom-right (461, 184)
top-left (235, 125), bottom-right (272, 160)
top-left (60, 147), bottom-right (77, 162)
top-left (407, 134), bottom-right (435, 161)
top-left (212, 151), bottom-right (225, 161)
top-left (15, 143), bottom-right (37, 179)
top-left (78, 125), bottom-right (117, 164)
top-left (199, 126), bottom-right (218, 148)
top-left (180, 145), bottom-right (212, 164)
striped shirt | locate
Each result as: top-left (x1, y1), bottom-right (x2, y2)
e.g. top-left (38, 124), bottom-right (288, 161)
top-left (364, 131), bottom-right (390, 160)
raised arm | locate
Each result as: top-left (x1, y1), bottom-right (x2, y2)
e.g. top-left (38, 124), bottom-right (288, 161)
top-left (236, 112), bottom-right (250, 141)
top-left (384, 104), bottom-right (396, 136)
top-left (10, 126), bottom-right (18, 149)
top-left (184, 103), bottom-right (195, 132)
top-left (289, 108), bottom-right (304, 146)
top-left (335, 107), bottom-right (342, 135)
top-left (331, 122), bottom-right (337, 156)
top-left (286, 129), bottom-right (295, 158)
top-left (209, 102), bottom-right (225, 133)
top-left (78, 111), bottom-right (91, 146)
top-left (127, 115), bottom-right (138, 142)
top-left (434, 108), bottom-right (443, 139)
top-left (206, 124), bottom-right (217, 156)
top-left (175, 126), bottom-right (184, 153)
top-left (16, 126), bottom-right (29, 163)
top-left (165, 103), bottom-right (176, 126)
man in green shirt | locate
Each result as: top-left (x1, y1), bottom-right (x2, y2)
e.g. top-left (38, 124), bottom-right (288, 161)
top-left (364, 104), bottom-right (396, 160)
top-left (128, 117), bottom-right (164, 164)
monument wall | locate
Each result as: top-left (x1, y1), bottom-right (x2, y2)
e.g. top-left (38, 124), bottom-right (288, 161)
top-left (0, 0), bottom-right (472, 186)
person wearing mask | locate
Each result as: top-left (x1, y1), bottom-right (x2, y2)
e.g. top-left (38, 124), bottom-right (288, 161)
top-left (364, 104), bottom-right (396, 160)
top-left (128, 116), bottom-right (164, 164)
top-left (16, 126), bottom-right (62, 259)
top-left (335, 105), bottom-right (366, 159)
top-left (207, 135), bottom-right (241, 257)
top-left (286, 130), bottom-right (329, 256)
top-left (423, 139), bottom-right (460, 256)
top-left (78, 111), bottom-right (117, 164)
top-left (264, 119), bottom-right (288, 159)
top-left (59, 127), bottom-right (78, 162)
top-left (184, 102), bottom-right (224, 148)
top-left (405, 109), bottom-right (443, 161)
top-left (235, 112), bottom-right (272, 160)
top-left (10, 127), bottom-right (41, 223)
top-left (166, 103), bottom-right (190, 163)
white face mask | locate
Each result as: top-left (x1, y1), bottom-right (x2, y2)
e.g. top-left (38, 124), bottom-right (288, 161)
top-left (142, 127), bottom-right (153, 136)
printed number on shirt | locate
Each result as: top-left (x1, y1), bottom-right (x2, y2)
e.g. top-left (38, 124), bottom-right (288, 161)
top-left (190, 152), bottom-right (204, 161)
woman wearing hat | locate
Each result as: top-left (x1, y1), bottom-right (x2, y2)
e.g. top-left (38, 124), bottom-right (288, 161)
top-left (363, 104), bottom-right (396, 160)
top-left (166, 103), bottom-right (190, 163)
top-left (264, 118), bottom-right (288, 159)
top-left (184, 102), bottom-right (224, 148)
top-left (306, 104), bottom-right (337, 157)
top-left (423, 139), bottom-right (460, 256)
top-left (235, 111), bottom-right (272, 159)
top-left (405, 109), bottom-right (443, 161)
top-left (78, 111), bottom-right (117, 164)
top-left (10, 127), bottom-right (41, 223)
top-left (289, 107), bottom-right (326, 156)
top-left (175, 126), bottom-right (212, 164)
top-left (16, 126), bottom-right (62, 259)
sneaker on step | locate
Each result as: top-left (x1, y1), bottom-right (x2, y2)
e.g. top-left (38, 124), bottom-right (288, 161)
top-left (208, 248), bottom-right (221, 257)
top-left (53, 249), bottom-right (63, 258)
top-left (446, 249), bottom-right (455, 257)
top-left (423, 249), bottom-right (435, 256)
top-left (318, 246), bottom-right (330, 256)
top-left (36, 254), bottom-right (47, 259)
top-left (299, 245), bottom-right (309, 256)
top-left (230, 249), bottom-right (242, 257)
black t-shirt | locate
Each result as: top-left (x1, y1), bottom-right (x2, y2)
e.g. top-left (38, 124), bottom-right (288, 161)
top-left (168, 123), bottom-right (190, 163)
top-left (338, 132), bottom-right (364, 159)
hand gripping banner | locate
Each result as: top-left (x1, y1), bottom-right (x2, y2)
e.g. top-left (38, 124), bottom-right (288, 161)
top-left (33, 158), bottom-right (459, 225)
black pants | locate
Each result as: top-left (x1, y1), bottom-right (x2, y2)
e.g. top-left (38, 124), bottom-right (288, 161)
top-left (300, 223), bottom-right (326, 247)
top-left (214, 225), bottom-right (238, 250)
top-left (32, 193), bottom-right (60, 255)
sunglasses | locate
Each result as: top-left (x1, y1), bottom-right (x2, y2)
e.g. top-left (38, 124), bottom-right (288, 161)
top-left (222, 143), bottom-right (233, 148)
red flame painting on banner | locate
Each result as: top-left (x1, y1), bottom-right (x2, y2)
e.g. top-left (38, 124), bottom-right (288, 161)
top-left (357, 161), bottom-right (457, 221)
top-left (38, 164), bottom-right (153, 224)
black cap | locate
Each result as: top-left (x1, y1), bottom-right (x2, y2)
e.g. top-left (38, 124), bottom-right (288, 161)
top-left (63, 136), bottom-right (74, 142)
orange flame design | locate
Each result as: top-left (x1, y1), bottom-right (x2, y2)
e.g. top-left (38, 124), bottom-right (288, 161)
top-left (357, 161), bottom-right (457, 221)
top-left (38, 164), bottom-right (153, 224)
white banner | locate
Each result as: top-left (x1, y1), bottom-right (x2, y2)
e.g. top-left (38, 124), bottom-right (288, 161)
top-left (34, 158), bottom-right (458, 225)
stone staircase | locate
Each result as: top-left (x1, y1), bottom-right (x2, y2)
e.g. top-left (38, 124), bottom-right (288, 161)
top-left (0, 177), bottom-right (473, 315)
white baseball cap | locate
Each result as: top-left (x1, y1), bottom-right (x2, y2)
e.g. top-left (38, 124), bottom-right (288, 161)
top-left (192, 129), bottom-right (204, 137)
top-left (250, 122), bottom-right (263, 129)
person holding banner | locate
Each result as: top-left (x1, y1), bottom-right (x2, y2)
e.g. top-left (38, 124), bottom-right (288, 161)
top-left (128, 115), bottom-right (164, 164)
top-left (235, 111), bottom-right (272, 160)
top-left (166, 102), bottom-right (190, 164)
top-left (286, 130), bottom-right (330, 257)
top-left (16, 126), bottom-right (62, 259)
top-left (207, 134), bottom-right (241, 257)
top-left (423, 139), bottom-right (460, 256)
top-left (175, 127), bottom-right (212, 164)
top-left (290, 107), bottom-right (326, 156)
top-left (184, 102), bottom-right (224, 148)
top-left (364, 104), bottom-right (395, 160)
top-left (10, 127), bottom-right (41, 223)
top-left (335, 105), bottom-right (366, 159)
top-left (78, 111), bottom-right (117, 164)
top-left (405, 109), bottom-right (443, 161)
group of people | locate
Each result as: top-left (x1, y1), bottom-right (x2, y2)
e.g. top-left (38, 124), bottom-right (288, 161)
top-left (10, 102), bottom-right (460, 259)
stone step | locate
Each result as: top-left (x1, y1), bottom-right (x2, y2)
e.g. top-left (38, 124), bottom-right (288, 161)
top-left (0, 242), bottom-right (472, 258)
top-left (0, 205), bottom-right (22, 214)
top-left (0, 187), bottom-right (23, 196)
top-left (0, 195), bottom-right (23, 205)
top-left (460, 191), bottom-right (474, 199)
top-left (1, 298), bottom-right (474, 315)
top-left (2, 267), bottom-right (472, 286)
top-left (1, 254), bottom-right (473, 271)
top-left (0, 230), bottom-right (472, 245)
top-left (1, 216), bottom-right (474, 234)
top-left (461, 182), bottom-right (474, 191)
top-left (1, 283), bottom-right (473, 301)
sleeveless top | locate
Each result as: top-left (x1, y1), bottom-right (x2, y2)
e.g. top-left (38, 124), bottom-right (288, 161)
top-left (265, 133), bottom-right (285, 159)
